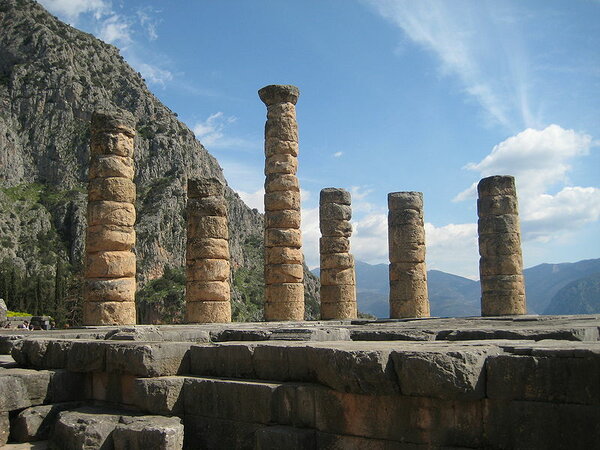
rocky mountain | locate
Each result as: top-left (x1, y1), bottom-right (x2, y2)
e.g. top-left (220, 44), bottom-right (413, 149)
top-left (0, 0), bottom-right (319, 322)
top-left (343, 259), bottom-right (600, 318)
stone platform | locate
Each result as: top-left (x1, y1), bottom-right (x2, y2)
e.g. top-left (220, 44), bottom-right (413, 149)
top-left (1, 315), bottom-right (599, 449)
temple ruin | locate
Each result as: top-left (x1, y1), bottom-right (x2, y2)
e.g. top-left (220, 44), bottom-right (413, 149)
top-left (185, 178), bottom-right (232, 323)
top-left (319, 188), bottom-right (357, 319)
top-left (259, 84), bottom-right (305, 321)
top-left (83, 111), bottom-right (137, 325)
top-left (477, 175), bottom-right (527, 315)
top-left (388, 192), bottom-right (430, 318)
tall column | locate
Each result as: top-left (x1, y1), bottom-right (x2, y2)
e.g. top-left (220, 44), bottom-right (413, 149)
top-left (185, 178), bottom-right (231, 323)
top-left (259, 84), bottom-right (304, 321)
top-left (84, 110), bottom-right (137, 325)
top-left (388, 192), bottom-right (430, 318)
top-left (319, 188), bottom-right (357, 319)
top-left (477, 175), bottom-right (526, 315)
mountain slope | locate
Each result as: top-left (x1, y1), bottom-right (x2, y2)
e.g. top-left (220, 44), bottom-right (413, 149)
top-left (544, 272), bottom-right (600, 315)
top-left (0, 0), bottom-right (319, 321)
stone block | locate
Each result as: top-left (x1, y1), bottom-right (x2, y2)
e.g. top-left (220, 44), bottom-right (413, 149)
top-left (388, 225), bottom-right (425, 245)
top-left (478, 214), bottom-right (520, 235)
top-left (47, 370), bottom-right (89, 403)
top-left (86, 225), bottom-right (135, 252)
top-left (251, 345), bottom-right (312, 382)
top-left (265, 264), bottom-right (304, 284)
top-left (477, 175), bottom-right (516, 197)
top-left (389, 279), bottom-right (428, 299)
top-left (479, 254), bottom-right (522, 276)
top-left (256, 425), bottom-right (316, 450)
top-left (186, 301), bottom-right (231, 323)
top-left (264, 154), bottom-right (298, 175)
top-left (82, 300), bottom-right (136, 325)
top-left (186, 280), bottom-right (230, 302)
top-left (265, 117), bottom-right (299, 142)
top-left (105, 342), bottom-right (191, 377)
top-left (0, 368), bottom-right (52, 412)
top-left (477, 194), bottom-right (518, 216)
top-left (320, 203), bottom-right (352, 221)
top-left (84, 277), bottom-right (136, 303)
top-left (264, 190), bottom-right (300, 211)
top-left (266, 101), bottom-right (296, 120)
top-left (133, 376), bottom-right (185, 415)
top-left (389, 296), bottom-right (430, 319)
top-left (90, 131), bottom-right (134, 158)
top-left (85, 250), bottom-right (136, 278)
top-left (320, 301), bottom-right (357, 320)
top-left (388, 192), bottom-right (423, 211)
top-left (264, 139), bottom-right (299, 158)
top-left (389, 262), bottom-right (427, 281)
top-left (187, 177), bottom-right (224, 199)
top-left (189, 344), bottom-right (256, 378)
top-left (187, 237), bottom-right (229, 260)
top-left (87, 201), bottom-right (136, 227)
top-left (478, 232), bottom-right (522, 257)
top-left (320, 188), bottom-right (351, 205)
top-left (51, 407), bottom-right (120, 450)
top-left (264, 174), bottom-right (299, 192)
top-left (315, 431), bottom-right (409, 450)
top-left (112, 415), bottom-right (184, 450)
top-left (88, 177), bottom-right (136, 203)
top-left (391, 347), bottom-right (497, 400)
top-left (91, 110), bottom-right (135, 134)
top-left (89, 154), bottom-right (134, 179)
top-left (265, 229), bottom-right (302, 248)
top-left (187, 215), bottom-right (228, 240)
top-left (10, 402), bottom-right (83, 442)
top-left (67, 341), bottom-right (107, 372)
top-left (187, 196), bottom-right (228, 217)
top-left (265, 283), bottom-right (304, 304)
top-left (319, 219), bottom-right (352, 237)
top-left (320, 267), bottom-right (355, 286)
top-left (486, 354), bottom-right (600, 404)
top-left (264, 300), bottom-right (304, 321)
top-left (319, 237), bottom-right (350, 254)
top-left (481, 274), bottom-right (525, 294)
top-left (264, 209), bottom-right (301, 229)
top-left (481, 292), bottom-right (526, 316)
top-left (260, 84), bottom-right (300, 106)
top-left (388, 242), bottom-right (425, 263)
top-left (184, 377), bottom-right (282, 423)
top-left (320, 284), bottom-right (356, 304)
top-left (320, 252), bottom-right (354, 270)
top-left (184, 415), bottom-right (265, 450)
top-left (483, 399), bottom-right (600, 450)
top-left (387, 208), bottom-right (423, 227)
top-left (265, 247), bottom-right (303, 265)
top-left (186, 259), bottom-right (230, 282)
top-left (0, 412), bottom-right (7, 446)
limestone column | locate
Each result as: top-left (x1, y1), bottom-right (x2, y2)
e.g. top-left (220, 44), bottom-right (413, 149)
top-left (259, 84), bottom-right (304, 321)
top-left (84, 110), bottom-right (137, 325)
top-left (185, 178), bottom-right (231, 323)
top-left (319, 188), bottom-right (357, 319)
top-left (477, 175), bottom-right (526, 315)
top-left (388, 192), bottom-right (430, 318)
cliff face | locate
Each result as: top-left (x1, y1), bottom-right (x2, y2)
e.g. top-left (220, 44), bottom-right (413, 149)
top-left (0, 0), bottom-right (319, 321)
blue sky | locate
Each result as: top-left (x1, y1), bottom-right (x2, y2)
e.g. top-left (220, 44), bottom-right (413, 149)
top-left (40, 0), bottom-right (600, 278)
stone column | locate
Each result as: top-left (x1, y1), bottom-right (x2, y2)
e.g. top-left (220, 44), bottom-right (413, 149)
top-left (388, 192), bottom-right (430, 318)
top-left (259, 84), bottom-right (304, 321)
top-left (185, 178), bottom-right (231, 323)
top-left (84, 110), bottom-right (137, 325)
top-left (319, 188), bottom-right (357, 319)
top-left (477, 175), bottom-right (526, 315)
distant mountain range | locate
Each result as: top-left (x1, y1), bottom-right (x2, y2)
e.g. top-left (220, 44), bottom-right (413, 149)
top-left (313, 258), bottom-right (600, 318)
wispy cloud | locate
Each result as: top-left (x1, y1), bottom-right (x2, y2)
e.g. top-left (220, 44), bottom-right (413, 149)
top-left (192, 112), bottom-right (259, 150)
top-left (363, 0), bottom-right (535, 130)
top-left (332, 151), bottom-right (343, 158)
top-left (39, 0), bottom-right (109, 24)
top-left (456, 124), bottom-right (599, 243)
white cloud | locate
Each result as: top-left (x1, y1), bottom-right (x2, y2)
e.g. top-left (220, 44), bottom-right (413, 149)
top-left (424, 222), bottom-right (479, 279)
top-left (363, 0), bottom-right (534, 129)
top-left (135, 62), bottom-right (173, 87)
top-left (39, 0), bottom-right (108, 23)
top-left (333, 151), bottom-right (343, 158)
top-left (456, 124), bottom-right (599, 243)
top-left (137, 7), bottom-right (160, 41)
top-left (237, 189), bottom-right (264, 212)
top-left (193, 112), bottom-right (236, 147)
top-left (301, 206), bottom-right (321, 269)
top-left (98, 14), bottom-right (132, 45)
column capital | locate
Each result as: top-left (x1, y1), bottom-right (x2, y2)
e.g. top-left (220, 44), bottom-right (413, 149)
top-left (258, 85), bottom-right (300, 106)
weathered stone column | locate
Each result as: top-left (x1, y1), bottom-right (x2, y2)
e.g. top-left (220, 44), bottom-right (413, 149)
top-left (388, 192), bottom-right (430, 318)
top-left (319, 188), bottom-right (357, 319)
top-left (259, 84), bottom-right (304, 321)
top-left (477, 175), bottom-right (526, 315)
top-left (84, 110), bottom-right (137, 325)
top-left (185, 178), bottom-right (231, 323)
